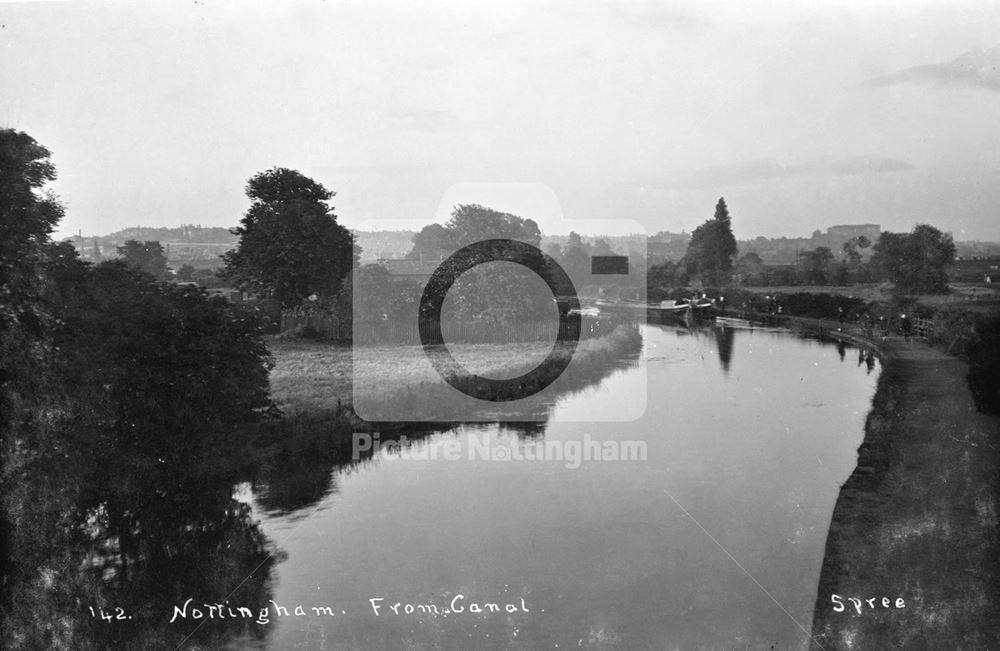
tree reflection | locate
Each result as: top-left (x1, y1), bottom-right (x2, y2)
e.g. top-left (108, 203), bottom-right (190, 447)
top-left (713, 325), bottom-right (736, 373)
top-left (5, 448), bottom-right (279, 651)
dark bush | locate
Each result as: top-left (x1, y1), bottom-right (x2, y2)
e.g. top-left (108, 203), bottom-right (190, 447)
top-left (965, 313), bottom-right (1000, 415)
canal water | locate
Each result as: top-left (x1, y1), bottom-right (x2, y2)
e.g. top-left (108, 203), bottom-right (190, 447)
top-left (245, 324), bottom-right (879, 650)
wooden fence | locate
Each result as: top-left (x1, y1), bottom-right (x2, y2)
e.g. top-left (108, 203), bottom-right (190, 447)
top-left (913, 317), bottom-right (934, 339)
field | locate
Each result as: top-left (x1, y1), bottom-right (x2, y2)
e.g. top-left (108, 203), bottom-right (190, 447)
top-left (269, 339), bottom-right (562, 414)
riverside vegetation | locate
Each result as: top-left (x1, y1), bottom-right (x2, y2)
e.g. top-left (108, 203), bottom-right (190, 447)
top-left (1, 127), bottom-right (645, 650)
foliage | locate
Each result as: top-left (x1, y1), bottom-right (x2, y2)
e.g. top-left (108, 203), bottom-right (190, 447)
top-left (406, 223), bottom-right (455, 261)
top-left (733, 252), bottom-right (765, 286)
top-left (725, 288), bottom-right (871, 320)
top-left (444, 203), bottom-right (542, 248)
top-left (965, 312), bottom-right (1000, 415)
top-left (682, 197), bottom-right (738, 286)
top-left (405, 204), bottom-right (553, 326)
top-left (221, 167), bottom-right (357, 308)
top-left (349, 263), bottom-right (421, 326)
top-left (871, 224), bottom-right (955, 294)
top-left (799, 246), bottom-right (835, 285)
top-left (54, 259), bottom-right (274, 458)
top-left (1, 130), bottom-right (66, 617)
top-left (2, 130), bottom-right (279, 650)
top-left (646, 260), bottom-right (681, 302)
top-left (556, 231), bottom-right (594, 285)
top-left (443, 261), bottom-right (557, 326)
top-left (0, 128), bottom-right (64, 335)
top-left (116, 239), bottom-right (170, 280)
top-left (174, 263), bottom-right (196, 282)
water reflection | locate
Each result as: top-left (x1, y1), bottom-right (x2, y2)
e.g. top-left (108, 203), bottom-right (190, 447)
top-left (246, 325), bottom-right (880, 651)
top-left (5, 325), bottom-right (882, 650)
top-left (714, 325), bottom-right (736, 372)
top-left (5, 447), bottom-right (279, 650)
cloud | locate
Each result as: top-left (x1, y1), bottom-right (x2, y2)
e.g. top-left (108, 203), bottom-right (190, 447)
top-left (866, 47), bottom-right (1000, 92)
top-left (384, 108), bottom-right (458, 133)
top-left (676, 155), bottom-right (914, 188)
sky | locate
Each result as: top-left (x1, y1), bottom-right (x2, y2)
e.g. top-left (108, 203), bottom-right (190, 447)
top-left (2, 0), bottom-right (1000, 241)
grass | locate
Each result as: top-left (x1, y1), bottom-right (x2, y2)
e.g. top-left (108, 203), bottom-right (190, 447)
top-left (268, 339), bottom-right (557, 415)
top-left (253, 327), bottom-right (643, 491)
top-left (352, 325), bottom-right (642, 421)
top-left (810, 335), bottom-right (1000, 648)
top-left (267, 325), bottom-right (642, 421)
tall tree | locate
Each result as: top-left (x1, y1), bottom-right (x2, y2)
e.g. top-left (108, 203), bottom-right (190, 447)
top-left (559, 231), bottom-right (592, 284)
top-left (682, 197), bottom-right (738, 286)
top-left (0, 129), bottom-right (64, 334)
top-left (117, 239), bottom-right (169, 280)
top-left (0, 130), bottom-right (66, 605)
top-left (1, 130), bottom-right (279, 650)
top-left (221, 168), bottom-right (356, 307)
top-left (871, 224), bottom-right (955, 294)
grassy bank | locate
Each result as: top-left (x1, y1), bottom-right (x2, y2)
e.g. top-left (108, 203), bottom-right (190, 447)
top-left (717, 293), bottom-right (1000, 643)
top-left (269, 339), bottom-right (557, 415)
top-left (357, 324), bottom-right (642, 421)
top-left (268, 325), bottom-right (642, 420)
top-left (808, 336), bottom-right (1000, 648)
top-left (254, 326), bottom-right (642, 478)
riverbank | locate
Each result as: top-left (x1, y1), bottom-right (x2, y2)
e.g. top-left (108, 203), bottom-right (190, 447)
top-left (804, 330), bottom-right (1000, 647)
top-left (268, 324), bottom-right (641, 418)
top-left (725, 309), bottom-right (1000, 645)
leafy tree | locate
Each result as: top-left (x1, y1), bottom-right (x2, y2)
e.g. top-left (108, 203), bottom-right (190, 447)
top-left (116, 239), bottom-right (169, 280)
top-left (800, 246), bottom-right (835, 285)
top-left (832, 261), bottom-right (850, 286)
top-left (175, 263), bottom-right (196, 282)
top-left (871, 224), bottom-right (955, 294)
top-left (0, 130), bottom-right (66, 601)
top-left (647, 260), bottom-right (680, 301)
top-left (221, 168), bottom-right (356, 308)
top-left (591, 238), bottom-right (616, 257)
top-left (1, 131), bottom-right (278, 650)
top-left (442, 261), bottom-right (556, 328)
top-left (734, 251), bottom-right (766, 286)
top-left (0, 129), bottom-right (64, 335)
top-left (350, 263), bottom-right (420, 325)
top-left (842, 240), bottom-right (863, 268)
top-left (404, 204), bottom-right (553, 328)
top-left (406, 223), bottom-right (456, 261)
top-left (445, 203), bottom-right (542, 247)
top-left (559, 231), bottom-right (592, 284)
top-left (840, 235), bottom-right (873, 283)
top-left (682, 197), bottom-right (738, 286)
top-left (51, 259), bottom-right (274, 464)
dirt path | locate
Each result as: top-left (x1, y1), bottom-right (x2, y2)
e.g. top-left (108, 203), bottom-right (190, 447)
top-left (808, 333), bottom-right (1000, 649)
